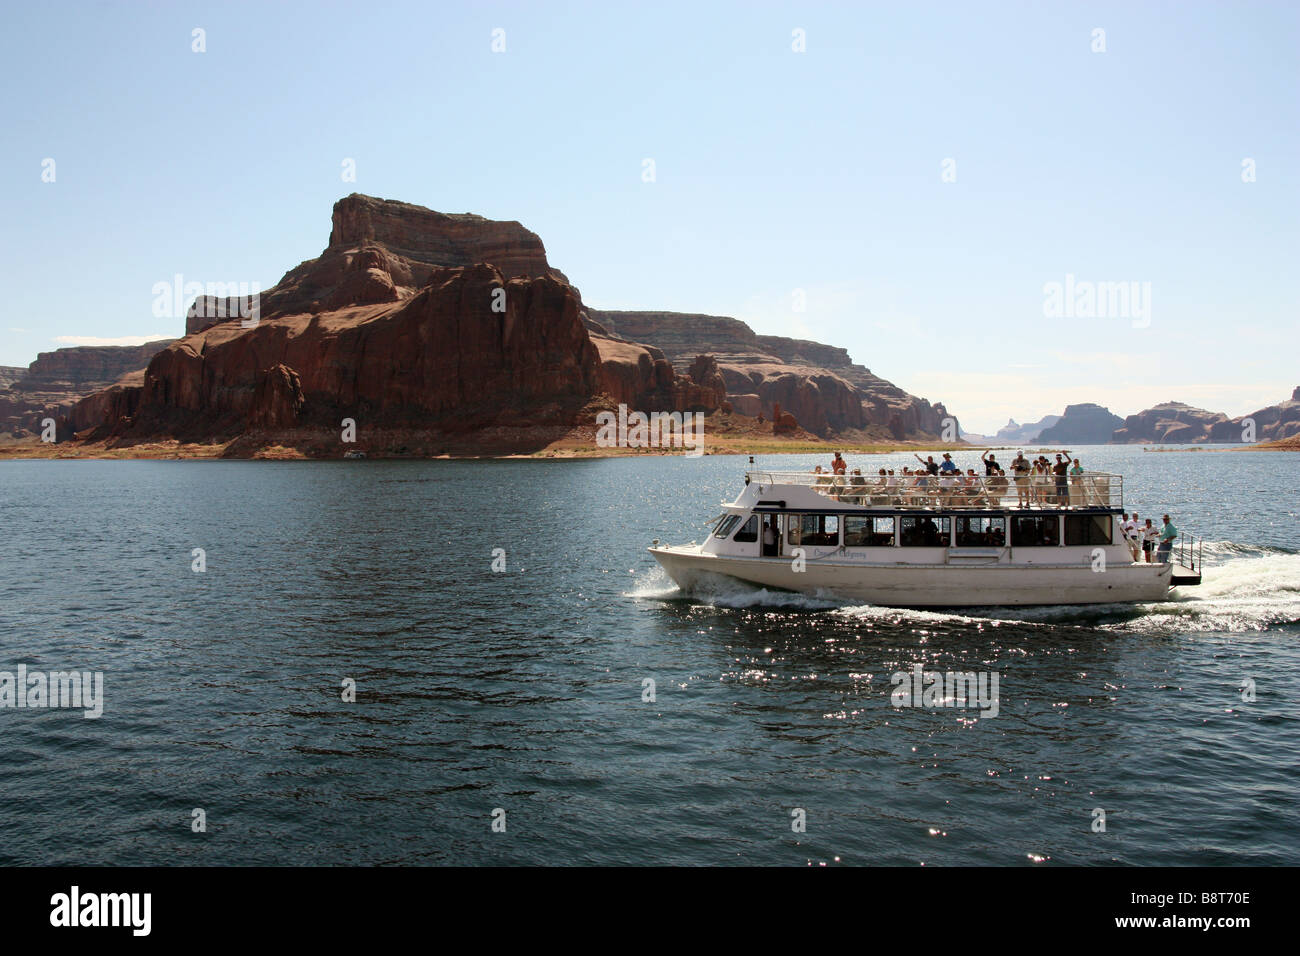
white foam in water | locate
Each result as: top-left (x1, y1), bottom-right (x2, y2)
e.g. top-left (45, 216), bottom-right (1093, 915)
top-left (625, 565), bottom-right (681, 601)
top-left (834, 604), bottom-right (992, 626)
top-left (631, 544), bottom-right (1300, 632)
top-left (626, 566), bottom-right (843, 610)
top-left (703, 586), bottom-right (844, 611)
top-left (1119, 549), bottom-right (1300, 633)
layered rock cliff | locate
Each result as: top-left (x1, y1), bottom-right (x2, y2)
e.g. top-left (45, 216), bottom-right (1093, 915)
top-left (71, 197), bottom-right (718, 448)
top-left (103, 265), bottom-right (601, 445)
top-left (2, 340), bottom-right (173, 437)
top-left (187, 194), bottom-right (568, 335)
top-left (12, 340), bottom-right (174, 392)
top-left (1111, 401), bottom-right (1231, 444)
top-left (1112, 389), bottom-right (1300, 444)
top-left (65, 194), bottom-right (959, 451)
top-left (1231, 387), bottom-right (1300, 443)
top-left (588, 332), bottom-right (726, 413)
top-left (586, 309), bottom-right (955, 439)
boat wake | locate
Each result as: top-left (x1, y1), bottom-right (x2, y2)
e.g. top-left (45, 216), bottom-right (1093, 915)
top-left (632, 545), bottom-right (1300, 633)
top-left (1103, 548), bottom-right (1300, 633)
top-left (625, 566), bottom-right (844, 610)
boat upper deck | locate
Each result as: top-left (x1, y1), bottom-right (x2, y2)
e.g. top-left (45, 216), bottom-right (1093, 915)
top-left (744, 470), bottom-right (1123, 511)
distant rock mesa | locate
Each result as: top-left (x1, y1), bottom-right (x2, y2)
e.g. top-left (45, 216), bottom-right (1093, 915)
top-left (1037, 404), bottom-right (1125, 444)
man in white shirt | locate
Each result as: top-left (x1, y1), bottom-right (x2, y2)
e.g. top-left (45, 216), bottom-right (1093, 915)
top-left (884, 469), bottom-right (900, 505)
top-left (1142, 519), bottom-right (1160, 563)
top-left (1121, 512), bottom-right (1141, 562)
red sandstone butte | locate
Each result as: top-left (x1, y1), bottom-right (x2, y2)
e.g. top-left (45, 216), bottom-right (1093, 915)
top-left (124, 264), bottom-right (604, 440)
top-left (66, 193), bottom-right (960, 452)
top-left (73, 195), bottom-right (721, 449)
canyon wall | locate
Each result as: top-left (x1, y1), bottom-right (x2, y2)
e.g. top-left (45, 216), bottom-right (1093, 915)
top-left (587, 308), bottom-right (955, 438)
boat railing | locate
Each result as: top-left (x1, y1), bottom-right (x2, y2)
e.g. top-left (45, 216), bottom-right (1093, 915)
top-left (745, 470), bottom-right (1123, 510)
top-left (1171, 530), bottom-right (1203, 572)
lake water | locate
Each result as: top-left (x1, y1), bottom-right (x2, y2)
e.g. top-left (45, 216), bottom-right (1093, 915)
top-left (1, 444), bottom-right (1297, 865)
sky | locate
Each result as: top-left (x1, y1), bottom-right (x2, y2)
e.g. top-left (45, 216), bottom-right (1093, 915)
top-left (1, 0), bottom-right (1296, 434)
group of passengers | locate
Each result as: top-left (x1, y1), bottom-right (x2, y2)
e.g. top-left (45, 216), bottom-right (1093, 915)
top-left (1121, 512), bottom-right (1180, 564)
top-left (812, 449), bottom-right (1102, 508)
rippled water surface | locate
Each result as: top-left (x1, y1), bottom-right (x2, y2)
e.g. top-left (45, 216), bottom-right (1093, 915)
top-left (1, 445), bottom-right (1297, 865)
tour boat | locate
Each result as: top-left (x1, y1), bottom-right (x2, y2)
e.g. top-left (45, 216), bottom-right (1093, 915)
top-left (649, 468), bottom-right (1202, 607)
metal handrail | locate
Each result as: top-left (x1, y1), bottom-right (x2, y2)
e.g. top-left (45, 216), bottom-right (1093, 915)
top-left (746, 470), bottom-right (1123, 510)
top-left (1172, 531), bottom-right (1203, 571)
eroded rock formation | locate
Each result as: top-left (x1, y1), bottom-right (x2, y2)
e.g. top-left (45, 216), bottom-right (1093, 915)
top-left (1111, 402), bottom-right (1231, 444)
top-left (64, 194), bottom-right (958, 452)
top-left (1, 340), bottom-right (173, 438)
top-left (1222, 387), bottom-right (1300, 443)
top-left (105, 265), bottom-right (601, 443)
top-left (186, 194), bottom-right (568, 335)
top-left (586, 308), bottom-right (955, 439)
top-left (1113, 390), bottom-right (1300, 444)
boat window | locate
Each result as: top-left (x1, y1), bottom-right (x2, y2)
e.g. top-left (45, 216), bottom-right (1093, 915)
top-left (845, 516), bottom-right (895, 547)
top-left (789, 514), bottom-right (839, 547)
top-left (1065, 514), bottom-right (1112, 546)
top-left (732, 515), bottom-right (759, 543)
top-left (1011, 515), bottom-right (1060, 547)
top-left (956, 516), bottom-right (1005, 546)
top-left (713, 515), bottom-right (741, 538)
top-left (900, 516), bottom-right (950, 547)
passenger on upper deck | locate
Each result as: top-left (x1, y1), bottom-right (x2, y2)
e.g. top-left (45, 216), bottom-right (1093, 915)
top-left (914, 454), bottom-right (940, 476)
top-left (872, 469), bottom-right (889, 506)
top-left (1069, 457), bottom-right (1085, 505)
top-left (1031, 457), bottom-right (1049, 505)
top-left (846, 468), bottom-right (867, 504)
top-left (908, 467), bottom-right (929, 506)
top-left (1012, 451), bottom-right (1031, 506)
top-left (938, 454), bottom-right (959, 506)
top-left (1053, 453), bottom-right (1071, 505)
top-left (981, 450), bottom-right (999, 475)
top-left (831, 452), bottom-right (847, 475)
top-left (960, 469), bottom-right (984, 505)
top-left (988, 467), bottom-right (1009, 504)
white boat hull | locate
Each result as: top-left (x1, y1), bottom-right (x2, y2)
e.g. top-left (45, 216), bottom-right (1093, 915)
top-left (649, 546), bottom-right (1175, 607)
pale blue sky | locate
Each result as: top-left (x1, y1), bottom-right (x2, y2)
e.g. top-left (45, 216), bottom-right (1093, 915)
top-left (2, 1), bottom-right (1296, 432)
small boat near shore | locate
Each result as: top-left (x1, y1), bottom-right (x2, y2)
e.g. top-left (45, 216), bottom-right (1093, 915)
top-left (649, 468), bottom-right (1203, 608)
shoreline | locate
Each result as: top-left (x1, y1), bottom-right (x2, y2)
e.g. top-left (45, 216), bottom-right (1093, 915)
top-left (0, 437), bottom-right (973, 461)
top-left (6, 441), bottom-right (1293, 462)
